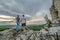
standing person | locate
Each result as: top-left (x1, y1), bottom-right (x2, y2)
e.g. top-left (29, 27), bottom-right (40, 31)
top-left (16, 15), bottom-right (20, 32)
top-left (21, 15), bottom-right (29, 31)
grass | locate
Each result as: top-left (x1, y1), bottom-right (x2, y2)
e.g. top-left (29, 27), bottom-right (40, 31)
top-left (0, 24), bottom-right (45, 31)
top-left (28, 24), bottom-right (45, 31)
top-left (0, 28), bottom-right (10, 31)
top-left (29, 27), bottom-right (42, 31)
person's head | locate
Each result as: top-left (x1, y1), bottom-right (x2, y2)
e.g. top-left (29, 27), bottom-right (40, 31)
top-left (22, 15), bottom-right (24, 17)
top-left (17, 15), bottom-right (19, 18)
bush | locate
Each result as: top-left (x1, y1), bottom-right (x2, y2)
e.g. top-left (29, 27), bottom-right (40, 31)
top-left (0, 28), bottom-right (10, 31)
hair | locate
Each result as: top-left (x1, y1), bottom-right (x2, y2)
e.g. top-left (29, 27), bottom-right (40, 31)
top-left (22, 15), bottom-right (24, 17)
top-left (17, 15), bottom-right (19, 18)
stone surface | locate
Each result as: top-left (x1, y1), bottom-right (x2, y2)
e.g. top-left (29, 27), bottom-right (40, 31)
top-left (50, 0), bottom-right (60, 27)
top-left (0, 27), bottom-right (60, 40)
top-left (50, 0), bottom-right (60, 20)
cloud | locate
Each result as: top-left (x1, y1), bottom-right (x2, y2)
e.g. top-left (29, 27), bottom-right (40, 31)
top-left (35, 11), bottom-right (45, 18)
top-left (0, 0), bottom-right (51, 15)
top-left (0, 15), bottom-right (15, 18)
top-left (0, 5), bottom-right (4, 8)
top-left (0, 14), bottom-right (15, 22)
top-left (27, 18), bottom-right (46, 24)
top-left (0, 0), bottom-right (52, 24)
top-left (4, 0), bottom-right (17, 7)
top-left (0, 19), bottom-right (12, 22)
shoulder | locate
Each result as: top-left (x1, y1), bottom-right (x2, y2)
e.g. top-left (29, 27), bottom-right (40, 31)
top-left (22, 17), bottom-right (26, 19)
top-left (24, 17), bottom-right (26, 20)
top-left (24, 17), bottom-right (26, 19)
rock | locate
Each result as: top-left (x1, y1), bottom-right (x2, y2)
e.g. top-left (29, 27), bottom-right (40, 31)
top-left (0, 27), bottom-right (59, 40)
top-left (0, 33), bottom-right (3, 36)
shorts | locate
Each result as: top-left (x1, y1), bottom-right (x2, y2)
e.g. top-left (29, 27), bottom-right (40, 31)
top-left (22, 23), bottom-right (26, 26)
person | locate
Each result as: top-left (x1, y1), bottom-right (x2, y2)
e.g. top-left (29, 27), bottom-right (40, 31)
top-left (16, 15), bottom-right (20, 32)
top-left (21, 15), bottom-right (29, 31)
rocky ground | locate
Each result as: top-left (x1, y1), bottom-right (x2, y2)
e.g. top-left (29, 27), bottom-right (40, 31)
top-left (0, 27), bottom-right (60, 40)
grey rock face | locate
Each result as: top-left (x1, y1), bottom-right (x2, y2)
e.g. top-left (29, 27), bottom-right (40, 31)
top-left (0, 28), bottom-right (60, 40)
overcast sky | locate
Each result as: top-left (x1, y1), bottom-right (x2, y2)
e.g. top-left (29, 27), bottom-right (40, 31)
top-left (0, 0), bottom-right (52, 24)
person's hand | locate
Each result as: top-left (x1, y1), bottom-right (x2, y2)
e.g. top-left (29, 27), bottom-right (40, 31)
top-left (19, 20), bottom-right (21, 22)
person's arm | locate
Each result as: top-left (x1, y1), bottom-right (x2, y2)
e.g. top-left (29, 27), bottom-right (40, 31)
top-left (20, 18), bottom-right (22, 22)
top-left (25, 18), bottom-right (26, 23)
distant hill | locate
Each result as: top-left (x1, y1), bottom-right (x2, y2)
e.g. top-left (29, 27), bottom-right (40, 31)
top-left (0, 24), bottom-right (46, 28)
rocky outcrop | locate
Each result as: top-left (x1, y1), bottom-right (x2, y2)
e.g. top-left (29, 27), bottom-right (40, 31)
top-left (50, 0), bottom-right (60, 26)
top-left (0, 27), bottom-right (60, 40)
top-left (50, 0), bottom-right (60, 21)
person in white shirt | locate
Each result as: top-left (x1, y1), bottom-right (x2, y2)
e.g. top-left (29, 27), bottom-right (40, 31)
top-left (21, 15), bottom-right (26, 27)
top-left (21, 15), bottom-right (29, 31)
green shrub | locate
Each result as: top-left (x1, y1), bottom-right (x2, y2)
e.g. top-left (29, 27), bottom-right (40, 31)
top-left (0, 28), bottom-right (10, 31)
top-left (28, 25), bottom-right (44, 31)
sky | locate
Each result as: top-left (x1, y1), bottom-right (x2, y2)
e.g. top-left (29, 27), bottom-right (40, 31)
top-left (0, 0), bottom-right (52, 24)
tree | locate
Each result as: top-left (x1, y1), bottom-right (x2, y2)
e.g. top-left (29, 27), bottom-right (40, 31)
top-left (44, 15), bottom-right (52, 28)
